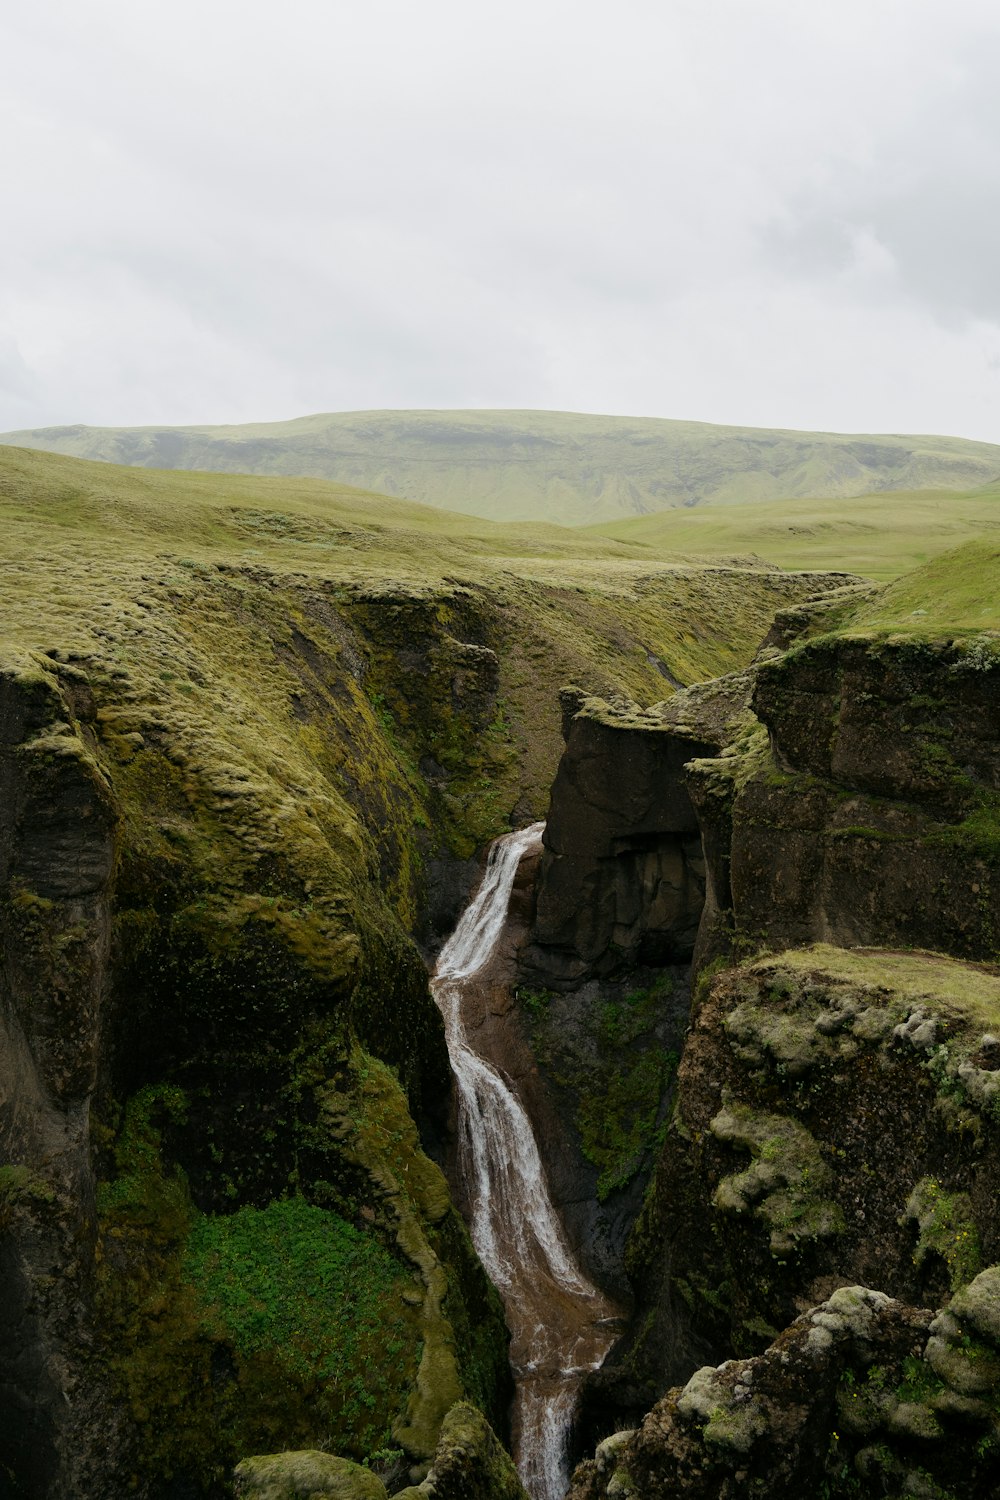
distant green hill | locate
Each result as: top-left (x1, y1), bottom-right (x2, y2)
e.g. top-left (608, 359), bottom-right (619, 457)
top-left (3, 409), bottom-right (1000, 527)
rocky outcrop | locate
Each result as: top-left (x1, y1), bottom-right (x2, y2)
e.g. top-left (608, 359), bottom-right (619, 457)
top-left (0, 643), bottom-right (508, 1500)
top-left (519, 582), bottom-right (872, 990)
top-left (570, 1278), bottom-right (1000, 1500)
top-left (690, 635), bottom-right (1000, 966)
top-left (394, 1403), bottom-right (529, 1500)
top-left (505, 587), bottom-right (1000, 1492)
top-left (234, 1451), bottom-right (391, 1500)
top-left (600, 945), bottom-right (1000, 1423)
top-left (573, 940), bottom-right (1000, 1493)
top-left (519, 678), bottom-right (754, 988)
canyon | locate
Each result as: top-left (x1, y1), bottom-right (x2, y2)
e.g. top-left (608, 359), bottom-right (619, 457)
top-left (1, 441), bottom-right (999, 1500)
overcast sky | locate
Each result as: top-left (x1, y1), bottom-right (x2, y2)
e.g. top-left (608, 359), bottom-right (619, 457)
top-left (3, 0), bottom-right (1000, 439)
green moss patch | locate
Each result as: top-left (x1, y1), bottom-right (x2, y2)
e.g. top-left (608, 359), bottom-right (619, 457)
top-left (711, 1101), bottom-right (845, 1255)
top-left (751, 947), bottom-right (1000, 1037)
top-left (184, 1197), bottom-right (417, 1447)
top-left (905, 1179), bottom-right (983, 1292)
top-left (95, 1085), bottom-right (423, 1490)
top-left (523, 973), bottom-right (679, 1201)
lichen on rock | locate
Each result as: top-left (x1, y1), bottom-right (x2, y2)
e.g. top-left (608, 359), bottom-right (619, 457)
top-left (711, 1101), bottom-right (844, 1254)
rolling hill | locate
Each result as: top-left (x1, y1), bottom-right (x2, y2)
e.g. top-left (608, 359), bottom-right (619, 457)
top-left (3, 409), bottom-right (1000, 527)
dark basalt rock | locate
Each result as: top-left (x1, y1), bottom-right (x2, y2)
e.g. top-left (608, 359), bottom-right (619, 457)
top-left (519, 677), bottom-right (755, 989)
top-left (753, 636), bottom-right (1000, 807)
top-left (0, 663), bottom-right (121, 1500)
top-left (688, 636), bottom-right (1000, 967)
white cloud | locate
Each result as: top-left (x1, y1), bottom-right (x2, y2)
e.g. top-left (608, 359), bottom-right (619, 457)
top-left (2, 0), bottom-right (1000, 438)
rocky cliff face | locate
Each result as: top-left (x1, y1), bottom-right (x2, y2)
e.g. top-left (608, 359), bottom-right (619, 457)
top-left (1, 533), bottom-right (826, 1498)
top-left (0, 615), bottom-right (511, 1499)
top-left (689, 635), bottom-right (1000, 967)
top-left (519, 674), bottom-right (755, 989)
top-left (592, 948), bottom-right (1000, 1424)
top-left (0, 665), bottom-right (118, 1497)
top-left (515, 592), bottom-right (1000, 1497)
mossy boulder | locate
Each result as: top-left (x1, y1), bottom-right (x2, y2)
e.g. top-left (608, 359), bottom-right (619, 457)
top-left (568, 1280), bottom-right (1000, 1500)
top-left (394, 1402), bottom-right (529, 1500)
top-left (233, 1451), bottom-right (389, 1500)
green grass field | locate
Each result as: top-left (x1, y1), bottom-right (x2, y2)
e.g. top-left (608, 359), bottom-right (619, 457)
top-left (589, 481), bottom-right (1000, 581)
top-left (843, 536), bottom-right (1000, 635)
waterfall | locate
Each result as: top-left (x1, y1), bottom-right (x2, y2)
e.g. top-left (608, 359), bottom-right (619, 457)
top-left (432, 824), bottom-right (620, 1500)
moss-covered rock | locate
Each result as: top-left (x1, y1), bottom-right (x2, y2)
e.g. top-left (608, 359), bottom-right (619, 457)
top-left (567, 1280), bottom-right (1000, 1500)
top-left (710, 1101), bottom-right (845, 1255)
top-left (590, 946), bottom-right (1000, 1432)
top-left (394, 1402), bottom-right (529, 1500)
top-left (233, 1451), bottom-right (389, 1500)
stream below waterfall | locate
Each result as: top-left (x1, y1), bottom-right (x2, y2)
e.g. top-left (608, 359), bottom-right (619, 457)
top-left (431, 824), bottom-right (621, 1500)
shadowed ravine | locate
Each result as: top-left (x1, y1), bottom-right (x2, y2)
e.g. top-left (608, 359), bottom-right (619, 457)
top-left (431, 825), bottom-right (621, 1500)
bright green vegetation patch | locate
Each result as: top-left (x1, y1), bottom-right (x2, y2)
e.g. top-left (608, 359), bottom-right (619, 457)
top-left (906, 1178), bottom-right (983, 1292)
top-left (95, 1082), bottom-right (423, 1488)
top-left (184, 1197), bottom-right (416, 1445)
top-left (755, 946), bottom-right (1000, 1036)
top-left (844, 537), bottom-right (1000, 635)
top-left (930, 791), bottom-right (1000, 861)
top-left (578, 1049), bottom-right (678, 1202)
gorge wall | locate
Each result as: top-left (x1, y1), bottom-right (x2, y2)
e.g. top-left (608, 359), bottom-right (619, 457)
top-left (510, 577), bottom-right (1000, 1498)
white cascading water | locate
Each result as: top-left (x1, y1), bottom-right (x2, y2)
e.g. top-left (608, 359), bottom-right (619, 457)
top-left (432, 824), bottom-right (620, 1500)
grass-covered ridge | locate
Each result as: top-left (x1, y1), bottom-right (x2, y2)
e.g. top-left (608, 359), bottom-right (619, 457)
top-left (4, 407), bottom-right (1000, 528)
top-left (0, 442), bottom-right (827, 878)
top-left (841, 536), bottom-right (1000, 636)
top-left (757, 945), bottom-right (1000, 1035)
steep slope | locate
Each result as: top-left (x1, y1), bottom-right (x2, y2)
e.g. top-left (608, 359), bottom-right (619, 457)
top-left (0, 446), bottom-right (832, 1499)
top-left (3, 409), bottom-right (1000, 528)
